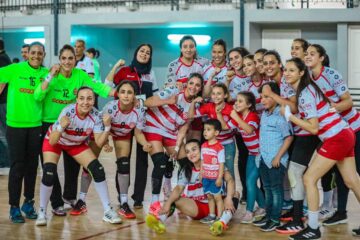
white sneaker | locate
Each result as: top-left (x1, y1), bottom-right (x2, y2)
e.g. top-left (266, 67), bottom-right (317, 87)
top-left (36, 209), bottom-right (47, 226)
top-left (319, 206), bottom-right (335, 220)
top-left (103, 208), bottom-right (122, 224)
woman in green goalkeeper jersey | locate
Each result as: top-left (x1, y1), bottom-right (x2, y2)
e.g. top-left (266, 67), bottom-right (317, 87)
top-left (0, 42), bottom-right (48, 223)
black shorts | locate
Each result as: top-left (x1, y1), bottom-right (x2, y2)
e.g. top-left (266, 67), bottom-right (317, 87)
top-left (290, 135), bottom-right (321, 166)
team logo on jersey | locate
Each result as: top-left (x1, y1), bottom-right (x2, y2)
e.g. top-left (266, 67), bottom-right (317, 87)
top-left (71, 109), bottom-right (75, 113)
top-left (330, 70), bottom-right (334, 74)
top-left (334, 75), bottom-right (339, 79)
top-left (168, 79), bottom-right (172, 82)
top-left (341, 86), bottom-right (346, 91)
top-left (129, 122), bottom-right (136, 128)
top-left (212, 157), bottom-right (218, 164)
top-left (113, 105), bottom-right (117, 110)
top-left (121, 122), bottom-right (125, 126)
top-left (301, 99), bottom-right (305, 104)
top-left (86, 128), bottom-right (92, 135)
top-left (108, 109), bottom-right (113, 114)
top-left (66, 112), bottom-right (71, 117)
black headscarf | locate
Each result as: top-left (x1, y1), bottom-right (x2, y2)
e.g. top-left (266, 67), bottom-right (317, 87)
top-left (129, 44), bottom-right (153, 76)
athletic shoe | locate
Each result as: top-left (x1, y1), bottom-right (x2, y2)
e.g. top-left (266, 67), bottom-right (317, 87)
top-left (63, 198), bottom-right (76, 210)
top-left (352, 226), bottom-right (360, 236)
top-left (200, 215), bottom-right (216, 224)
top-left (52, 206), bottom-right (66, 216)
top-left (254, 208), bottom-right (266, 220)
top-left (21, 199), bottom-right (38, 219)
top-left (276, 220), bottom-right (304, 234)
top-left (322, 210), bottom-right (347, 226)
top-left (118, 203), bottom-right (136, 219)
top-left (145, 213), bottom-right (166, 234)
top-left (133, 201), bottom-right (143, 209)
top-left (148, 201), bottom-right (162, 218)
top-left (318, 206), bottom-right (335, 220)
top-left (288, 226), bottom-right (321, 240)
top-left (210, 220), bottom-right (227, 236)
top-left (10, 207), bottom-right (25, 223)
top-left (253, 216), bottom-right (268, 227)
top-left (260, 219), bottom-right (280, 232)
top-left (70, 199), bottom-right (87, 216)
top-left (241, 211), bottom-right (254, 224)
top-left (103, 208), bottom-right (122, 224)
top-left (280, 209), bottom-right (294, 222)
top-left (36, 209), bottom-right (47, 226)
top-left (240, 196), bottom-right (247, 205)
top-left (283, 200), bottom-right (293, 210)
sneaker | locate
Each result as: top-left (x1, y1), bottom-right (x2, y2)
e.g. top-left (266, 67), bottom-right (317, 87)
top-left (36, 209), bottom-right (47, 226)
top-left (210, 220), bottom-right (227, 236)
top-left (241, 211), bottom-right (254, 224)
top-left (280, 209), bottom-right (294, 222)
top-left (133, 201), bottom-right (143, 209)
top-left (318, 206), bottom-right (335, 220)
top-left (276, 220), bottom-right (304, 234)
top-left (254, 208), bottom-right (266, 220)
top-left (21, 199), bottom-right (38, 219)
top-left (118, 203), bottom-right (136, 219)
top-left (240, 196), bottom-right (247, 205)
top-left (146, 213), bottom-right (166, 234)
top-left (322, 210), bottom-right (347, 226)
top-left (260, 219), bottom-right (280, 232)
top-left (63, 198), bottom-right (76, 210)
top-left (352, 226), bottom-right (360, 236)
top-left (283, 200), bottom-right (293, 210)
top-left (103, 208), bottom-right (122, 224)
top-left (52, 206), bottom-right (66, 217)
top-left (70, 199), bottom-right (87, 216)
top-left (149, 201), bottom-right (162, 218)
top-left (200, 215), bottom-right (216, 224)
top-left (10, 207), bottom-right (25, 223)
top-left (253, 216), bottom-right (268, 227)
top-left (288, 226), bottom-right (321, 240)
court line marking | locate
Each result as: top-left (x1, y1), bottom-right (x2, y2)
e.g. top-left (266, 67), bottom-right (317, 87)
top-left (76, 220), bottom-right (145, 240)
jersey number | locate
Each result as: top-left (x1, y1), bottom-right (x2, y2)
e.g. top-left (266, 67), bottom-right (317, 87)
top-left (63, 89), bottom-right (69, 98)
top-left (75, 128), bottom-right (84, 136)
top-left (29, 77), bottom-right (35, 86)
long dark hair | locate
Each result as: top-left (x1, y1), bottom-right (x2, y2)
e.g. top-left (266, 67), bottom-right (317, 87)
top-left (227, 47), bottom-right (250, 59)
top-left (59, 44), bottom-right (75, 58)
top-left (238, 91), bottom-right (256, 112)
top-left (287, 57), bottom-right (329, 104)
top-left (293, 38), bottom-right (309, 52)
top-left (129, 43), bottom-right (152, 76)
top-left (308, 44), bottom-right (330, 67)
top-left (177, 139), bottom-right (201, 182)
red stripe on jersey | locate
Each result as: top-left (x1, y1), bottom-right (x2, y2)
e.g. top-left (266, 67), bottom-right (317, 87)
top-left (318, 118), bottom-right (342, 135)
top-left (319, 112), bottom-right (336, 122)
top-left (325, 90), bottom-right (336, 98)
top-left (187, 183), bottom-right (203, 191)
top-left (64, 129), bottom-right (88, 136)
top-left (147, 109), bottom-right (174, 132)
top-left (340, 107), bottom-right (352, 116)
top-left (111, 122), bottom-right (133, 129)
top-left (177, 77), bottom-right (188, 83)
top-left (316, 101), bottom-right (327, 110)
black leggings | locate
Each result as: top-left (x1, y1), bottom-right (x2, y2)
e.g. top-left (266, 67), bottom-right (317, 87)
top-left (235, 134), bottom-right (249, 199)
top-left (7, 126), bottom-right (42, 207)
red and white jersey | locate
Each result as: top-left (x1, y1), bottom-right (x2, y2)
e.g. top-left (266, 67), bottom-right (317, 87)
top-left (166, 57), bottom-right (209, 87)
top-left (228, 75), bottom-right (251, 101)
top-left (144, 86), bottom-right (193, 140)
top-left (298, 85), bottom-right (348, 141)
top-left (201, 141), bottom-right (225, 180)
top-left (102, 100), bottom-right (145, 138)
top-left (178, 167), bottom-right (207, 203)
top-left (203, 63), bottom-right (228, 85)
top-left (195, 102), bottom-right (235, 145)
top-left (311, 66), bottom-right (360, 132)
top-left (46, 104), bottom-right (103, 146)
top-left (228, 111), bottom-right (260, 155)
top-left (247, 79), bottom-right (269, 115)
top-left (76, 55), bottom-right (94, 75)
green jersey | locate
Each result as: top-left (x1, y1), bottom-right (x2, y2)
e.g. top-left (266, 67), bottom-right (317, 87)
top-left (0, 62), bottom-right (48, 128)
top-left (92, 58), bottom-right (101, 83)
top-left (34, 68), bottom-right (111, 123)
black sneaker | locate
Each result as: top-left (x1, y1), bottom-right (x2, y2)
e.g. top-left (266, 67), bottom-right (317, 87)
top-left (288, 226), bottom-right (321, 240)
top-left (352, 226), bottom-right (360, 236)
top-left (260, 219), bottom-right (280, 232)
top-left (253, 216), bottom-right (268, 227)
top-left (280, 208), bottom-right (294, 221)
top-left (276, 220), bottom-right (304, 234)
top-left (322, 210), bottom-right (347, 226)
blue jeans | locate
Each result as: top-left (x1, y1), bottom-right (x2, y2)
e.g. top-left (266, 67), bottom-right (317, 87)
top-left (0, 103), bottom-right (9, 167)
top-left (259, 160), bottom-right (285, 221)
top-left (223, 141), bottom-right (236, 179)
top-left (246, 155), bottom-right (265, 212)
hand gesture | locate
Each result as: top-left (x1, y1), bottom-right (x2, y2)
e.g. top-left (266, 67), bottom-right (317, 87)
top-left (176, 82), bottom-right (184, 92)
top-left (167, 95), bottom-right (177, 105)
top-left (272, 157), bottom-right (281, 168)
top-left (115, 59), bottom-right (126, 68)
top-left (60, 115), bottom-right (71, 128)
top-left (192, 96), bottom-right (203, 104)
top-left (102, 113), bottom-right (111, 127)
top-left (226, 69), bottom-right (236, 82)
top-left (50, 64), bottom-right (60, 76)
top-left (103, 142), bottom-right (113, 153)
top-left (142, 142), bottom-right (152, 152)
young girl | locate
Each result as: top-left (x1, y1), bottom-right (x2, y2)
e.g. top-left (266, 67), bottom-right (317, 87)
top-left (306, 44), bottom-right (360, 226)
top-left (227, 92), bottom-right (265, 223)
top-left (280, 58), bottom-right (360, 240)
top-left (290, 38), bottom-right (309, 60)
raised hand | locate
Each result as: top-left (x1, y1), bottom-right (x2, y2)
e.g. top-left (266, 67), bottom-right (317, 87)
top-left (60, 115), bottom-right (71, 128)
top-left (102, 113), bottom-right (112, 127)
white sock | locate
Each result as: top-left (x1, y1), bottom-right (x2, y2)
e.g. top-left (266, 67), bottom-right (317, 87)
top-left (308, 210), bottom-right (319, 229)
top-left (39, 183), bottom-right (53, 212)
top-left (159, 214), bottom-right (167, 223)
top-left (120, 194), bottom-right (128, 204)
top-left (79, 192), bottom-right (87, 202)
top-left (219, 210), bottom-right (233, 225)
top-left (79, 171), bottom-right (92, 201)
top-left (323, 190), bottom-right (333, 209)
top-left (151, 194), bottom-right (160, 203)
top-left (94, 180), bottom-right (111, 211)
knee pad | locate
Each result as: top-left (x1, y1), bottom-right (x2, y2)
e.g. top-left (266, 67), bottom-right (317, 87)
top-left (288, 161), bottom-right (306, 201)
top-left (116, 157), bottom-right (130, 175)
top-left (164, 155), bottom-right (173, 179)
top-left (87, 159), bottom-right (106, 182)
top-left (151, 152), bottom-right (167, 180)
top-left (42, 162), bottom-right (57, 186)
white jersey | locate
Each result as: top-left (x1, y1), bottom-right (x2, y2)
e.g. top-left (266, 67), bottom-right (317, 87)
top-left (228, 75), bottom-right (251, 100)
top-left (203, 63), bottom-right (228, 85)
top-left (144, 86), bottom-right (194, 139)
top-left (76, 55), bottom-right (95, 75)
top-left (247, 79), bottom-right (268, 115)
top-left (178, 167), bottom-right (207, 203)
top-left (102, 100), bottom-right (146, 139)
top-left (46, 104), bottom-right (103, 146)
top-left (166, 57), bottom-right (209, 87)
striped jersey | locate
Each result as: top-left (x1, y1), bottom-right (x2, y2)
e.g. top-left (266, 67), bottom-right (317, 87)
top-left (311, 66), bottom-right (360, 132)
top-left (203, 63), bottom-right (228, 85)
top-left (201, 141), bottom-right (225, 180)
top-left (228, 75), bottom-right (251, 101)
top-left (46, 103), bottom-right (104, 146)
top-left (247, 79), bottom-right (269, 115)
top-left (178, 167), bottom-right (207, 203)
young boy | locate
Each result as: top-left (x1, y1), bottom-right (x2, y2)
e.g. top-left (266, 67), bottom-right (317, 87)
top-left (253, 82), bottom-right (293, 232)
top-left (200, 119), bottom-right (225, 224)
